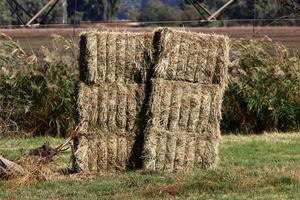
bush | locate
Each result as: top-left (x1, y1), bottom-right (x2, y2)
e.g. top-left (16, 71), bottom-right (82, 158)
top-left (1, 34), bottom-right (300, 137)
top-left (222, 39), bottom-right (300, 134)
top-left (0, 34), bottom-right (77, 137)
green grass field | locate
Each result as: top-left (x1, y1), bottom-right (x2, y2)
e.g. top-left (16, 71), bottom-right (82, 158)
top-left (1, 133), bottom-right (300, 200)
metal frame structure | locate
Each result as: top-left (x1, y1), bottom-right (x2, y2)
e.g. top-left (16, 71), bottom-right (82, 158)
top-left (5, 0), bottom-right (60, 26)
top-left (185, 0), bottom-right (236, 21)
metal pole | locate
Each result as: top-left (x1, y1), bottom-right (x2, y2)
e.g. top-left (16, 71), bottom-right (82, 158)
top-left (253, 0), bottom-right (256, 37)
top-left (207, 0), bottom-right (236, 21)
top-left (25, 0), bottom-right (57, 26)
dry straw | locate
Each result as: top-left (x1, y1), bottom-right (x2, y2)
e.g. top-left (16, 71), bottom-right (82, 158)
top-left (75, 28), bottom-right (229, 174)
top-left (75, 30), bottom-right (153, 173)
top-left (143, 28), bottom-right (229, 172)
top-left (79, 31), bottom-right (153, 84)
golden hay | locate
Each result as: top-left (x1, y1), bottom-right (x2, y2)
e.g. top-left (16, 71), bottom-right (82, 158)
top-left (79, 31), bottom-right (153, 84)
top-left (76, 82), bottom-right (144, 134)
top-left (75, 82), bottom-right (144, 173)
top-left (143, 79), bottom-right (223, 172)
top-left (76, 28), bottom-right (229, 174)
top-left (74, 133), bottom-right (135, 173)
top-left (3, 156), bottom-right (59, 187)
top-left (154, 28), bottom-right (229, 88)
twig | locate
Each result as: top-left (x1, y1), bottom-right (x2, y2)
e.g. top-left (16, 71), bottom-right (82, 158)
top-left (0, 156), bottom-right (24, 174)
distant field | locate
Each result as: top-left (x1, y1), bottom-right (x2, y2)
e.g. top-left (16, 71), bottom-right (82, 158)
top-left (0, 26), bottom-right (299, 55)
top-left (1, 133), bottom-right (300, 199)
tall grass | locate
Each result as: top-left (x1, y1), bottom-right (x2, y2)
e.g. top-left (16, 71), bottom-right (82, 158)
top-left (0, 34), bottom-right (77, 137)
top-left (0, 34), bottom-right (299, 137)
top-left (222, 38), bottom-right (300, 133)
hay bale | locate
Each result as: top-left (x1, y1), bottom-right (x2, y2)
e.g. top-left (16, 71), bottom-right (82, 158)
top-left (75, 82), bottom-right (144, 173)
top-left (143, 79), bottom-right (224, 172)
top-left (79, 31), bottom-right (153, 85)
top-left (154, 28), bottom-right (229, 87)
top-left (76, 28), bottom-right (229, 174)
top-left (143, 29), bottom-right (228, 172)
top-left (77, 82), bottom-right (144, 133)
top-left (74, 133), bottom-right (135, 173)
top-left (143, 128), bottom-right (219, 172)
top-left (76, 30), bottom-right (153, 174)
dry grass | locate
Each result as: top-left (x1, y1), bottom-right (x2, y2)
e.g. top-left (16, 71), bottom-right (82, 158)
top-left (75, 30), bottom-right (153, 173)
top-left (3, 156), bottom-right (60, 188)
top-left (2, 134), bottom-right (300, 199)
top-left (76, 28), bottom-right (229, 174)
top-left (143, 28), bottom-right (229, 172)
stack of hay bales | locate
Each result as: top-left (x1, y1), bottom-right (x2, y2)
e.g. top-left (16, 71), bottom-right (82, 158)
top-left (74, 28), bottom-right (229, 174)
top-left (74, 31), bottom-right (153, 173)
top-left (143, 29), bottom-right (229, 172)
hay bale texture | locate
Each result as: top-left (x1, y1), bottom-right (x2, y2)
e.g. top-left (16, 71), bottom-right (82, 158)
top-left (79, 31), bottom-right (152, 85)
top-left (154, 28), bottom-right (229, 88)
top-left (74, 31), bottom-right (153, 173)
top-left (143, 28), bottom-right (229, 172)
top-left (75, 28), bottom-right (229, 174)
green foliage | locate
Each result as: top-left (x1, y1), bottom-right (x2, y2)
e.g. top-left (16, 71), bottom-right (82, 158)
top-left (222, 39), bottom-right (300, 133)
top-left (140, 0), bottom-right (182, 21)
top-left (67, 0), bottom-right (121, 22)
top-left (0, 0), bottom-right (66, 25)
top-left (1, 34), bottom-right (300, 137)
top-left (0, 1), bottom-right (12, 25)
top-left (0, 35), bottom-right (77, 137)
top-left (0, 64), bottom-right (76, 137)
top-left (0, 0), bottom-right (298, 25)
top-left (2, 134), bottom-right (300, 199)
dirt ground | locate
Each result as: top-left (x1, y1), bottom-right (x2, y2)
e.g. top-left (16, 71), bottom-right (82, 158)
top-left (0, 25), bottom-right (299, 54)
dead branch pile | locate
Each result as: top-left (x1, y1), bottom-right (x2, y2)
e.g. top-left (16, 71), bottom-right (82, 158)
top-left (0, 124), bottom-right (81, 185)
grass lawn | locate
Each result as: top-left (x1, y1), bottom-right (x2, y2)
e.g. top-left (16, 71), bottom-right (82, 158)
top-left (1, 133), bottom-right (300, 199)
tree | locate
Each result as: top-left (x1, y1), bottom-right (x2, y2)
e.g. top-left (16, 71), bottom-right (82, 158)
top-left (140, 0), bottom-right (182, 21)
top-left (0, 1), bottom-right (12, 25)
top-left (67, 0), bottom-right (121, 22)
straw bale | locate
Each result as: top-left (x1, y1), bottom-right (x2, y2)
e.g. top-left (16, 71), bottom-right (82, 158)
top-left (77, 82), bottom-right (144, 134)
top-left (88, 138), bottom-right (98, 173)
top-left (76, 28), bottom-right (229, 174)
top-left (75, 82), bottom-right (144, 173)
top-left (73, 136), bottom-right (89, 172)
top-left (146, 79), bottom-right (220, 133)
top-left (79, 32), bottom-right (98, 84)
top-left (154, 29), bottom-right (229, 87)
top-left (154, 132), bottom-right (167, 170)
top-left (79, 31), bottom-right (153, 85)
top-left (97, 31), bottom-right (108, 83)
top-left (143, 128), bottom-right (218, 172)
top-left (143, 79), bottom-right (222, 172)
top-left (74, 132), bottom-right (135, 173)
top-left (194, 139), bottom-right (219, 169)
top-left (97, 135), bottom-right (108, 173)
